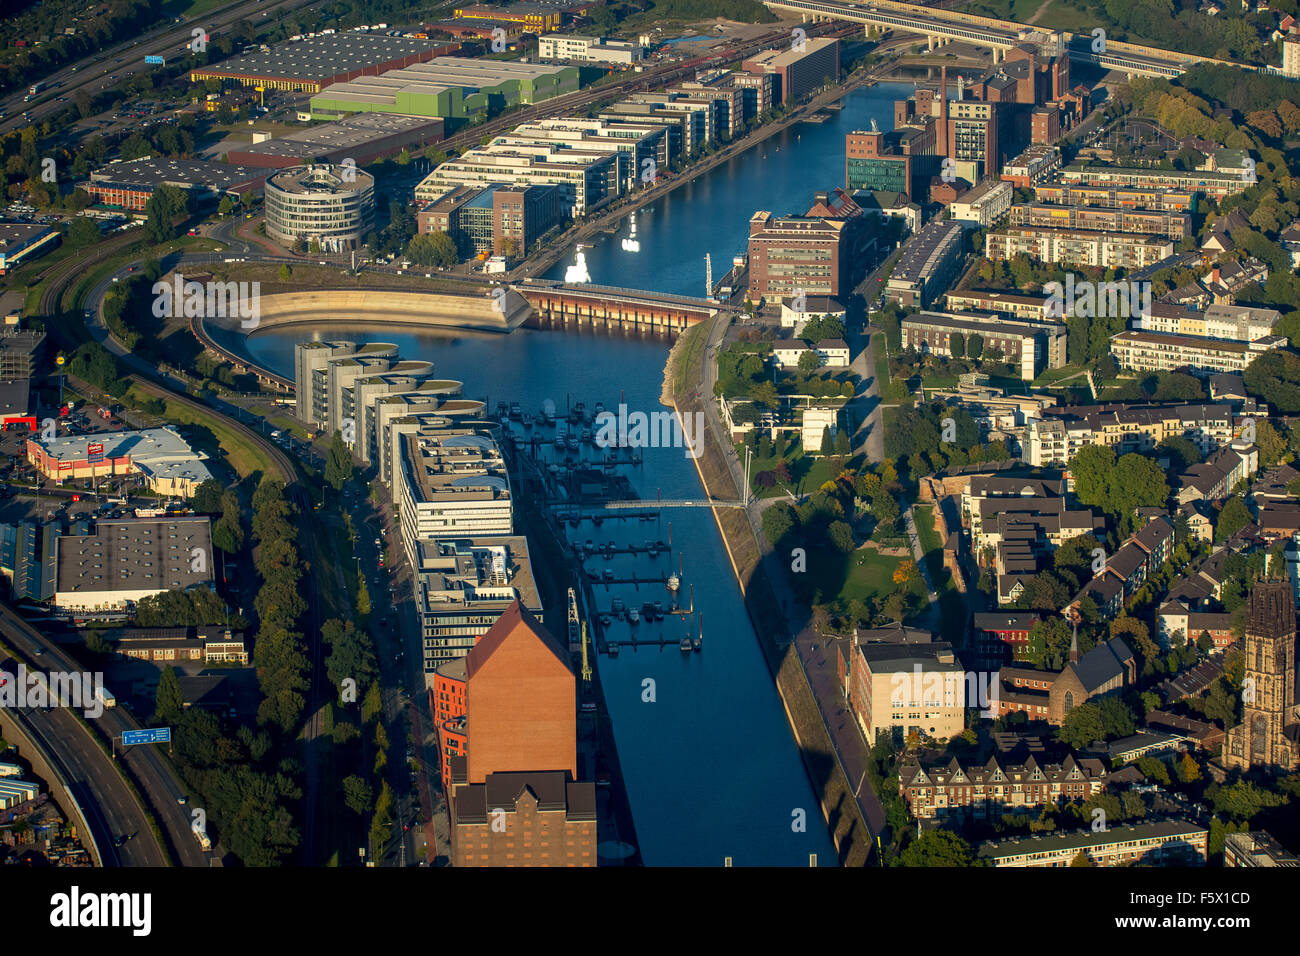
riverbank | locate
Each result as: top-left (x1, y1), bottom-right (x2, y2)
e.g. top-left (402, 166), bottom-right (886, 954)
top-left (668, 319), bottom-right (874, 867)
top-left (514, 61), bottom-right (891, 283)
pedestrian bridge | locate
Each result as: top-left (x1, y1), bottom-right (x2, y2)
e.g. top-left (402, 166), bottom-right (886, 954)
top-left (518, 280), bottom-right (723, 338)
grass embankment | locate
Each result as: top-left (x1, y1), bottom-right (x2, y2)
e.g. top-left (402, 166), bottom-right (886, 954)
top-left (126, 382), bottom-right (277, 480)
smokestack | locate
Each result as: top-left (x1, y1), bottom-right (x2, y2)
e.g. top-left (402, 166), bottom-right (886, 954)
top-left (938, 66), bottom-right (949, 160)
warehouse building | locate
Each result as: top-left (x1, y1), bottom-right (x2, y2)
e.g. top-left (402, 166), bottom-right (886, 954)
top-left (81, 158), bottom-right (272, 212)
top-left (190, 34), bottom-right (461, 93)
top-left (53, 518), bottom-right (215, 615)
top-left (225, 113), bottom-right (445, 169)
top-left (0, 222), bottom-right (60, 275)
top-left (308, 57), bottom-right (578, 120)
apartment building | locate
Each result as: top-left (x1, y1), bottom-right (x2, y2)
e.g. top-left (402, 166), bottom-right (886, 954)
top-left (999, 144), bottom-right (1061, 190)
top-left (949, 180), bottom-right (1013, 227)
top-left (1111, 329), bottom-right (1286, 377)
top-left (839, 639), bottom-right (965, 746)
top-left (977, 820), bottom-right (1208, 867)
top-left (885, 219), bottom-right (965, 308)
top-left (1060, 163), bottom-right (1250, 200)
top-left (985, 226), bottom-right (1173, 269)
top-left (1007, 202), bottom-right (1190, 239)
top-left (900, 311), bottom-right (1067, 381)
top-left (1026, 402), bottom-right (1235, 467)
top-left (1032, 182), bottom-right (1196, 212)
top-left (1139, 303), bottom-right (1280, 342)
top-left (1176, 442), bottom-right (1258, 505)
top-left (943, 290), bottom-right (1054, 321)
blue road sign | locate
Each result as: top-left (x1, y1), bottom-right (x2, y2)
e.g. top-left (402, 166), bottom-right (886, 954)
top-left (122, 727), bottom-right (171, 746)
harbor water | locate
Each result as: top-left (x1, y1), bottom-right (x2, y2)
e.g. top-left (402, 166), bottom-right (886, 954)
top-left (215, 82), bottom-right (913, 865)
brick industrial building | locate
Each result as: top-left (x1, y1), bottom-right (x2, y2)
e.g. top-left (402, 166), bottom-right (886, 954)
top-left (441, 602), bottom-right (596, 866)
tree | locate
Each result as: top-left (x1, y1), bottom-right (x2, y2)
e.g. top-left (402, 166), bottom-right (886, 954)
top-left (356, 571), bottom-right (371, 617)
top-left (1176, 752), bottom-right (1202, 784)
top-left (153, 667), bottom-right (185, 724)
top-left (833, 429), bottom-right (851, 457)
top-left (406, 230), bottom-right (458, 268)
top-left (967, 334), bottom-right (983, 359)
top-left (763, 501), bottom-right (798, 548)
top-left (898, 829), bottom-right (977, 866)
top-left (325, 431), bottom-right (354, 492)
top-left (1216, 497), bottom-right (1252, 542)
top-left (949, 332), bottom-right (965, 359)
top-left (1070, 849), bottom-right (1094, 866)
top-left (893, 560), bottom-right (918, 587)
top-left (828, 520), bottom-right (855, 553)
top-left (192, 479), bottom-right (224, 515)
top-left (1057, 701), bottom-right (1106, 750)
top-left (343, 775), bottom-right (372, 815)
top-left (278, 264), bottom-right (292, 282)
top-left (797, 350), bottom-right (821, 374)
top-left (65, 216), bottom-right (100, 249)
top-left (820, 426), bottom-right (833, 457)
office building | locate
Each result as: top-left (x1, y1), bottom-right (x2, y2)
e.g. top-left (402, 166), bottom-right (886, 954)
top-left (263, 164), bottom-right (376, 251)
top-left (846, 124), bottom-right (911, 199)
top-left (539, 34), bottom-right (642, 65)
top-left (445, 601), bottom-right (596, 867)
top-left (416, 182), bottom-right (562, 257)
top-left (741, 38), bottom-right (840, 106)
top-left (746, 211), bottom-right (862, 300)
top-left (840, 638), bottom-right (965, 745)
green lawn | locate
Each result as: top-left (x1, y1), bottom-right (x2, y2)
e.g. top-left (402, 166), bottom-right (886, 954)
top-left (741, 441), bottom-right (844, 498)
top-left (794, 545), bottom-right (924, 611)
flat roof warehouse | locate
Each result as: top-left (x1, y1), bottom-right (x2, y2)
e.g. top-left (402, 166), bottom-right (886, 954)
top-left (190, 34), bottom-right (462, 92)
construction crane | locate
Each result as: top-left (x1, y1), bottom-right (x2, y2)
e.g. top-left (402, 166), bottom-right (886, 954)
top-left (581, 620), bottom-right (592, 685)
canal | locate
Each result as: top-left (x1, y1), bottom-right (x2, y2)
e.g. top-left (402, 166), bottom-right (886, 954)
top-left (218, 81), bottom-right (912, 865)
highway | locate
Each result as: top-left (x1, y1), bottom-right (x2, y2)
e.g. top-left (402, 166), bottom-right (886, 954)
top-left (0, 605), bottom-right (173, 865)
top-left (1, 0), bottom-right (321, 137)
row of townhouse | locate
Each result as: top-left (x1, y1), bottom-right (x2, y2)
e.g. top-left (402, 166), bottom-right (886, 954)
top-left (1062, 516), bottom-right (1175, 621)
top-left (1175, 442), bottom-right (1258, 506)
top-left (898, 752), bottom-right (1109, 822)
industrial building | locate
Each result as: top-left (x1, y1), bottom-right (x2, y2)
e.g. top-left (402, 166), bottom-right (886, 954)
top-left (81, 158), bottom-right (272, 212)
top-left (53, 518), bottom-right (215, 615)
top-left (0, 223), bottom-right (60, 275)
top-left (26, 427), bottom-right (214, 498)
top-left (263, 164), bottom-right (376, 251)
top-left (308, 57), bottom-right (578, 120)
top-left (189, 34), bottom-right (461, 93)
top-left (224, 113), bottom-right (445, 169)
top-left (0, 520), bottom-right (58, 602)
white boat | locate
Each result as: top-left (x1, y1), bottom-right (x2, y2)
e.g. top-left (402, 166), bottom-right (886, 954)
top-left (628, 607), bottom-right (640, 624)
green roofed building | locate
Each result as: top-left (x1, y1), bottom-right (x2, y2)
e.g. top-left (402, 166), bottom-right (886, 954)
top-left (309, 57), bottom-right (579, 120)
